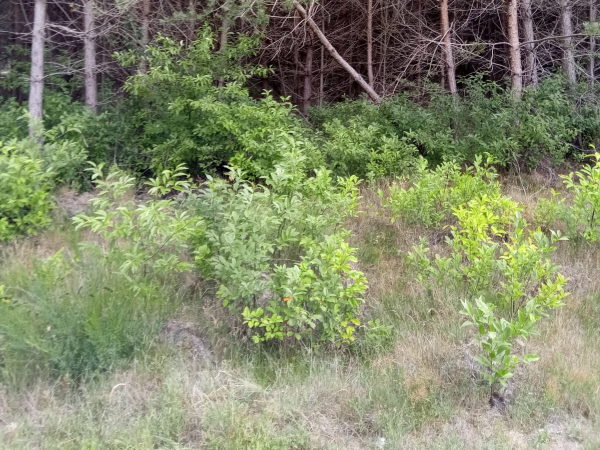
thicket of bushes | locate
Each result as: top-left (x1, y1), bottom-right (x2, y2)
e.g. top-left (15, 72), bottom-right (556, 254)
top-left (2, 33), bottom-right (600, 190)
top-left (1, 35), bottom-right (599, 402)
top-left (0, 154), bottom-right (367, 383)
top-left (311, 76), bottom-right (600, 172)
top-left (0, 140), bottom-right (53, 241)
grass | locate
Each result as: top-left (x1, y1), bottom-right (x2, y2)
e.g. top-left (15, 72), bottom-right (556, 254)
top-left (1, 174), bottom-right (600, 448)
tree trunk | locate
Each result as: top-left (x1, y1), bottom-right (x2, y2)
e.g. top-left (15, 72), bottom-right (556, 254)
top-left (379, 2), bottom-right (389, 94)
top-left (139, 0), bottom-right (151, 74)
top-left (11, 0), bottom-right (26, 100)
top-left (506, 0), bottom-right (523, 99)
top-left (367, 0), bottom-right (374, 87)
top-left (217, 0), bottom-right (231, 88)
top-left (440, 0), bottom-right (457, 94)
top-left (416, 0), bottom-right (424, 88)
top-left (83, 0), bottom-right (97, 113)
top-left (292, 0), bottom-right (381, 103)
top-left (187, 0), bottom-right (197, 43)
top-left (590, 0), bottom-right (596, 85)
top-left (303, 41), bottom-right (314, 114)
top-left (560, 0), bottom-right (577, 85)
top-left (293, 9), bottom-right (301, 104)
top-left (28, 0), bottom-right (46, 138)
top-left (319, 8), bottom-right (325, 106)
top-left (521, 0), bottom-right (538, 87)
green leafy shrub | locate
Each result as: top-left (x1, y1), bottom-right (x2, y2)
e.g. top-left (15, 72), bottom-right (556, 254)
top-left (318, 117), bottom-right (417, 179)
top-left (381, 155), bottom-right (500, 227)
top-left (241, 233), bottom-right (366, 343)
top-left (74, 156), bottom-right (368, 345)
top-left (312, 77), bottom-right (598, 173)
top-left (0, 140), bottom-right (53, 241)
top-left (190, 151), bottom-right (367, 344)
top-left (379, 91), bottom-right (458, 165)
top-left (399, 76), bottom-right (583, 167)
top-left (121, 31), bottom-right (318, 177)
top-left (437, 76), bottom-right (578, 167)
top-left (0, 91), bottom-right (129, 188)
top-left (409, 194), bottom-right (568, 393)
top-left (0, 98), bottom-right (28, 139)
top-left (562, 81), bottom-right (600, 150)
top-left (41, 92), bottom-right (154, 187)
top-left (536, 153), bottom-right (600, 242)
top-left (43, 119), bottom-right (89, 187)
top-left (73, 163), bottom-right (202, 277)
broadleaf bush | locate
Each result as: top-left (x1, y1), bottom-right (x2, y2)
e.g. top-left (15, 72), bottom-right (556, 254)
top-left (73, 163), bottom-right (202, 278)
top-left (0, 140), bottom-right (53, 241)
top-left (536, 152), bottom-right (600, 242)
top-left (121, 30), bottom-right (320, 178)
top-left (190, 151), bottom-right (368, 344)
top-left (318, 116), bottom-right (418, 179)
top-left (311, 76), bottom-right (599, 172)
top-left (380, 155), bottom-right (500, 227)
top-left (407, 191), bottom-right (568, 393)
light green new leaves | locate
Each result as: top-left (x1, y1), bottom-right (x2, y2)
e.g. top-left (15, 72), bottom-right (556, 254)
top-left (73, 163), bottom-right (202, 278)
top-left (537, 152), bottom-right (600, 242)
top-left (409, 186), bottom-right (568, 390)
top-left (192, 152), bottom-right (367, 344)
top-left (381, 154), bottom-right (500, 228)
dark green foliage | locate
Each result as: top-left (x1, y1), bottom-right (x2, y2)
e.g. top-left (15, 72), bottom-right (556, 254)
top-left (0, 140), bottom-right (53, 240)
top-left (0, 91), bottom-right (128, 189)
top-left (120, 30), bottom-right (320, 177)
top-left (311, 90), bottom-right (457, 169)
top-left (311, 76), bottom-right (600, 171)
top-left (0, 98), bottom-right (28, 139)
top-left (318, 116), bottom-right (418, 179)
top-left (3, 40), bottom-right (595, 188)
top-left (40, 92), bottom-right (147, 185)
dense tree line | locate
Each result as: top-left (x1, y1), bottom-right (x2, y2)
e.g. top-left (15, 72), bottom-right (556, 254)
top-left (1, 0), bottom-right (598, 125)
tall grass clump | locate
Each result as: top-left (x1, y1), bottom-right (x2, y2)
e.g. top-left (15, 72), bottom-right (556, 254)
top-left (0, 164), bottom-right (201, 383)
top-left (0, 247), bottom-right (174, 383)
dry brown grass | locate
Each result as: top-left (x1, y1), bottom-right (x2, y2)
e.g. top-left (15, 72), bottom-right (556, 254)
top-left (346, 179), bottom-right (600, 447)
top-left (1, 176), bottom-right (600, 449)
